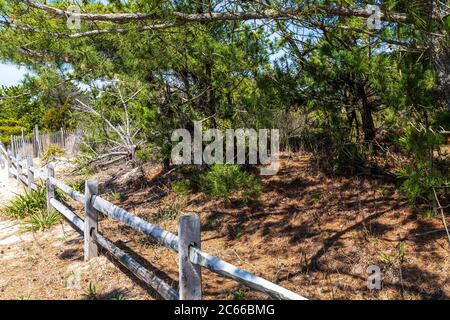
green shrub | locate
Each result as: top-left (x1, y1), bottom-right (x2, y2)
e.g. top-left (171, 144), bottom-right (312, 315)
top-left (300, 126), bottom-right (365, 173)
top-left (199, 164), bottom-right (262, 202)
top-left (135, 144), bottom-right (155, 163)
top-left (171, 179), bottom-right (191, 196)
top-left (1, 186), bottom-right (47, 219)
top-left (0, 119), bottom-right (30, 144)
top-left (396, 127), bottom-right (448, 203)
top-left (21, 210), bottom-right (61, 232)
top-left (433, 110), bottom-right (450, 131)
top-left (397, 165), bottom-right (448, 203)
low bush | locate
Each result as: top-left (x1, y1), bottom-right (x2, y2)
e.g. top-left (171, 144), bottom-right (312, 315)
top-left (135, 144), bottom-right (156, 163)
top-left (396, 127), bottom-right (448, 203)
top-left (171, 179), bottom-right (191, 196)
top-left (199, 164), bottom-right (262, 202)
top-left (300, 126), bottom-right (366, 174)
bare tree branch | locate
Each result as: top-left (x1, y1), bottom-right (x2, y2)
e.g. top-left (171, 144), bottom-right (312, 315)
top-left (17, 47), bottom-right (47, 59)
top-left (74, 83), bottom-right (145, 166)
top-left (433, 187), bottom-right (450, 247)
top-left (24, 0), bottom-right (412, 24)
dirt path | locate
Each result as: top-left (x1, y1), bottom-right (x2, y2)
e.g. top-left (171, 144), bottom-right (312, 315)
top-left (0, 165), bottom-right (155, 300)
top-left (0, 166), bottom-right (28, 247)
top-left (0, 164), bottom-right (23, 206)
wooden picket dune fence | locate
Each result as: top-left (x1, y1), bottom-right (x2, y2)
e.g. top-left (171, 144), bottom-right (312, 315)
top-left (0, 147), bottom-right (307, 301)
top-left (8, 126), bottom-right (82, 158)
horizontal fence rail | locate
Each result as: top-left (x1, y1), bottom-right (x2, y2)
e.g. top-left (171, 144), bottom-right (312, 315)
top-left (0, 151), bottom-right (307, 301)
top-left (49, 197), bottom-right (180, 301)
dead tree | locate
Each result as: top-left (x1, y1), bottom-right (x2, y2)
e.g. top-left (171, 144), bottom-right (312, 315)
top-left (75, 83), bottom-right (145, 169)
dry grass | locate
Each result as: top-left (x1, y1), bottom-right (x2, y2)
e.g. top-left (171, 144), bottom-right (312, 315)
top-left (0, 220), bottom-right (156, 300)
top-left (1, 152), bottom-right (449, 300)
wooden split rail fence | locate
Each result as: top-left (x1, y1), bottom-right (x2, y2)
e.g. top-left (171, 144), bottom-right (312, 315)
top-left (0, 144), bottom-right (306, 300)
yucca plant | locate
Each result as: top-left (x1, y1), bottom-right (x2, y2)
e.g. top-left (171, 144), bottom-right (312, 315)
top-left (21, 210), bottom-right (61, 232)
top-left (84, 282), bottom-right (98, 300)
top-left (1, 186), bottom-right (47, 219)
top-left (1, 184), bottom-right (67, 220)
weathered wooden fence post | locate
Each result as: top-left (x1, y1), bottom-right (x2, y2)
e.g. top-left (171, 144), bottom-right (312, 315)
top-left (33, 125), bottom-right (38, 157)
top-left (21, 127), bottom-right (25, 157)
top-left (10, 135), bottom-right (15, 157)
top-left (84, 180), bottom-right (99, 261)
top-left (7, 151), bottom-right (12, 178)
top-left (16, 154), bottom-right (22, 183)
top-left (46, 164), bottom-right (55, 211)
top-left (60, 128), bottom-right (65, 149)
top-left (27, 156), bottom-right (34, 190)
top-left (178, 214), bottom-right (202, 300)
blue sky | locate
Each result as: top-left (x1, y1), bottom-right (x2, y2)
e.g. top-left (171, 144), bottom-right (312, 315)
top-left (0, 63), bottom-right (28, 87)
top-left (0, 0), bottom-right (108, 87)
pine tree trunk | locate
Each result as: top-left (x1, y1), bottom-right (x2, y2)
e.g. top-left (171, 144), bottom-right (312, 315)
top-left (357, 83), bottom-right (375, 141)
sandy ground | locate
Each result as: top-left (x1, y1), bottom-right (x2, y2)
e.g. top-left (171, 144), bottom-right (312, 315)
top-left (0, 165), bottom-right (29, 247)
top-left (0, 163), bottom-right (24, 206)
top-left (0, 162), bottom-right (156, 300)
top-left (0, 152), bottom-right (448, 300)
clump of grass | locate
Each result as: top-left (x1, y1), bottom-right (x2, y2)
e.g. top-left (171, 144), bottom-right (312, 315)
top-left (1, 186), bottom-right (47, 219)
top-left (69, 180), bottom-right (85, 194)
top-left (379, 251), bottom-right (392, 265)
top-left (110, 190), bottom-right (126, 203)
top-left (171, 179), bottom-right (191, 196)
top-left (42, 145), bottom-right (64, 164)
top-left (2, 185), bottom-right (62, 232)
top-left (21, 210), bottom-right (61, 232)
top-left (154, 208), bottom-right (178, 221)
top-left (227, 289), bottom-right (248, 300)
top-left (308, 193), bottom-right (321, 204)
top-left (421, 209), bottom-right (433, 219)
top-left (1, 185), bottom-right (65, 220)
top-left (84, 282), bottom-right (98, 300)
top-left (110, 292), bottom-right (125, 300)
top-left (152, 182), bottom-right (191, 222)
